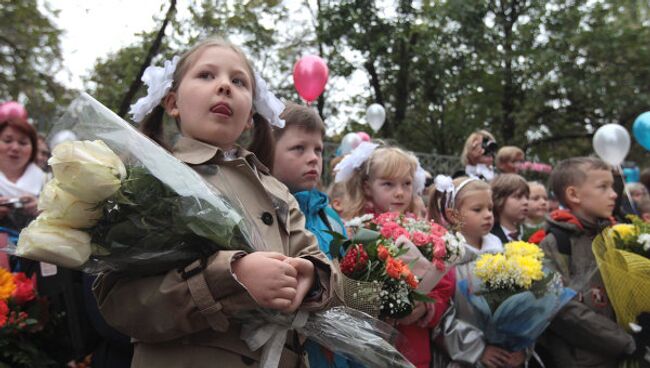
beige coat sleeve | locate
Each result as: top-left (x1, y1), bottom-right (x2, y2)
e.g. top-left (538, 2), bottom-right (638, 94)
top-left (93, 250), bottom-right (257, 343)
top-left (283, 193), bottom-right (339, 311)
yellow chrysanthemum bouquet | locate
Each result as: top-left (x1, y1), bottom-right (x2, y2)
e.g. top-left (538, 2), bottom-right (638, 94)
top-left (458, 241), bottom-right (575, 351)
top-left (593, 217), bottom-right (650, 331)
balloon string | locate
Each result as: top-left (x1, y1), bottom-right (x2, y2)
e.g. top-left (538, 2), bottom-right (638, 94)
top-left (618, 165), bottom-right (639, 215)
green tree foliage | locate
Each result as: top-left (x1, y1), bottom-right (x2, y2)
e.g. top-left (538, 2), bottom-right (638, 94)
top-left (0, 0), bottom-right (69, 131)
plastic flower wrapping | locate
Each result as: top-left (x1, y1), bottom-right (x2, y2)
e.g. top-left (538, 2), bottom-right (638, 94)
top-left (0, 269), bottom-right (55, 367)
top-left (336, 212), bottom-right (465, 319)
top-left (458, 241), bottom-right (575, 351)
top-left (7, 93), bottom-right (414, 368)
top-left (594, 217), bottom-right (650, 331)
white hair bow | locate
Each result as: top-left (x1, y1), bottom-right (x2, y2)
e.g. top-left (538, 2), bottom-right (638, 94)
top-left (414, 164), bottom-right (427, 195)
top-left (334, 142), bottom-right (379, 183)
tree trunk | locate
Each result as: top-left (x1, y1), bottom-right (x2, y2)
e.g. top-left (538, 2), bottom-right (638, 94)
top-left (118, 0), bottom-right (177, 118)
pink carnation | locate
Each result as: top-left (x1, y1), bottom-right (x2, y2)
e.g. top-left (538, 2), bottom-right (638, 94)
top-left (391, 226), bottom-right (410, 241)
top-left (380, 222), bottom-right (399, 239)
top-left (434, 258), bottom-right (446, 271)
top-left (374, 212), bottom-right (399, 226)
top-left (429, 222), bottom-right (448, 237)
top-left (433, 239), bottom-right (447, 258)
top-left (412, 231), bottom-right (430, 247)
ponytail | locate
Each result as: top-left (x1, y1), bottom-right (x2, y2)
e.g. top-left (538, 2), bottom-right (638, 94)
top-left (248, 113), bottom-right (275, 171)
top-left (140, 105), bottom-right (171, 151)
top-left (428, 188), bottom-right (451, 225)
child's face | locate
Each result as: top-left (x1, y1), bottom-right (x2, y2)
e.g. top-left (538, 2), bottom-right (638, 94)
top-left (501, 193), bottom-right (529, 224)
top-left (458, 190), bottom-right (494, 238)
top-left (272, 126), bottom-right (323, 192)
top-left (166, 46), bottom-right (253, 149)
top-left (569, 169), bottom-right (617, 220)
top-left (527, 185), bottom-right (548, 220)
top-left (631, 187), bottom-right (649, 203)
top-left (499, 156), bottom-right (524, 174)
top-left (364, 175), bottom-right (413, 214)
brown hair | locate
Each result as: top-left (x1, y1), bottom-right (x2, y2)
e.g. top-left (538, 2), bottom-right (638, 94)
top-left (496, 146), bottom-right (524, 166)
top-left (0, 119), bottom-right (38, 163)
top-left (461, 130), bottom-right (495, 166)
top-left (274, 102), bottom-right (325, 141)
top-left (139, 37), bottom-right (275, 169)
top-left (550, 157), bottom-right (611, 208)
top-left (342, 146), bottom-right (418, 219)
top-left (428, 176), bottom-right (491, 225)
top-left (491, 174), bottom-right (530, 219)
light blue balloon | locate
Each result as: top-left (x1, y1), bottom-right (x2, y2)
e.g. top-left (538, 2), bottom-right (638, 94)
top-left (633, 111), bottom-right (650, 150)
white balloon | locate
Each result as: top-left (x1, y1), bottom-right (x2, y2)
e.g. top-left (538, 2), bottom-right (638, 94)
top-left (366, 103), bottom-right (386, 132)
top-left (340, 132), bottom-right (362, 155)
top-left (593, 124), bottom-right (630, 167)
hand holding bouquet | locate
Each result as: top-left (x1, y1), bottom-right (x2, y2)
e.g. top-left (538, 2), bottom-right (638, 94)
top-left (459, 241), bottom-right (575, 351)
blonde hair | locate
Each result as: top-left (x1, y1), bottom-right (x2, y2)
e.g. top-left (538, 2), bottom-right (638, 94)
top-left (342, 146), bottom-right (418, 219)
top-left (428, 176), bottom-right (491, 225)
top-left (496, 146), bottom-right (524, 166)
top-left (461, 130), bottom-right (495, 166)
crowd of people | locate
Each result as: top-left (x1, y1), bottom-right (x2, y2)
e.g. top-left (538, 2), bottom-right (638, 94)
top-left (1, 36), bottom-right (649, 368)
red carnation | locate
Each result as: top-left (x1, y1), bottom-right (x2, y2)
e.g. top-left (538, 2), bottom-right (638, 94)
top-left (374, 212), bottom-right (399, 226)
top-left (11, 273), bottom-right (35, 305)
top-left (340, 245), bottom-right (369, 276)
top-left (0, 300), bottom-right (7, 327)
top-left (429, 222), bottom-right (448, 237)
top-left (380, 222), bottom-right (399, 239)
top-left (391, 226), bottom-right (410, 241)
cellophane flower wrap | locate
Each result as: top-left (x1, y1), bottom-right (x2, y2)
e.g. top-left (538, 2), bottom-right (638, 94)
top-left (458, 241), bottom-right (575, 351)
top-left (594, 217), bottom-right (650, 330)
top-left (9, 93), bottom-right (414, 368)
top-left (0, 269), bottom-right (55, 367)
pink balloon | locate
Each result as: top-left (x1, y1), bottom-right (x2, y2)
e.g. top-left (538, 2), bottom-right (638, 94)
top-left (0, 101), bottom-right (28, 122)
top-left (293, 55), bottom-right (329, 102)
top-left (357, 132), bottom-right (371, 142)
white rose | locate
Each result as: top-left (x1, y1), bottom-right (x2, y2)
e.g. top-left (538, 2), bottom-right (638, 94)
top-left (38, 179), bottom-right (102, 229)
top-left (16, 220), bottom-right (92, 268)
top-left (48, 140), bottom-right (126, 203)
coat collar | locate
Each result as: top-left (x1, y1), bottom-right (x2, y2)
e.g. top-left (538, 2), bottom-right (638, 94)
top-left (172, 136), bottom-right (269, 175)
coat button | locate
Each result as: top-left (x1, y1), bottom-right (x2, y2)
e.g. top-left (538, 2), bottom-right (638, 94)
top-left (261, 212), bottom-right (274, 226)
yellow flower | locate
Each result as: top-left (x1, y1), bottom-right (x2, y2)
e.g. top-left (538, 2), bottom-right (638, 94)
top-left (505, 241), bottom-right (544, 260)
top-left (0, 268), bottom-right (16, 301)
top-left (509, 255), bottom-right (544, 289)
top-left (611, 224), bottom-right (636, 240)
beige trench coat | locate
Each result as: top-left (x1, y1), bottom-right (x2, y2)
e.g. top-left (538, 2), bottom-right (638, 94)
top-left (93, 136), bottom-right (336, 368)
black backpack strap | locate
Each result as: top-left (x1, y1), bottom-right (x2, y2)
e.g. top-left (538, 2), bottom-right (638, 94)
top-left (547, 225), bottom-right (572, 256)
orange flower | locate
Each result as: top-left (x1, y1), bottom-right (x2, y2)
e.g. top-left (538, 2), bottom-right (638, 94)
top-left (0, 269), bottom-right (15, 302)
top-left (405, 273), bottom-right (419, 288)
top-left (385, 257), bottom-right (402, 279)
top-left (377, 245), bottom-right (390, 261)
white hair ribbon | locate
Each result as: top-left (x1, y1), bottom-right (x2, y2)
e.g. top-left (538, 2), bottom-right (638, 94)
top-left (451, 177), bottom-right (478, 207)
top-left (334, 142), bottom-right (379, 183)
top-left (414, 163), bottom-right (427, 195)
top-left (129, 56), bottom-right (180, 123)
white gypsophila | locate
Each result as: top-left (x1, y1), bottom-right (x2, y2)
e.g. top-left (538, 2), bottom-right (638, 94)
top-left (345, 213), bottom-right (374, 228)
top-left (129, 56), bottom-right (180, 123)
top-left (638, 233), bottom-right (650, 251)
top-left (334, 142), bottom-right (379, 183)
top-left (444, 231), bottom-right (466, 263)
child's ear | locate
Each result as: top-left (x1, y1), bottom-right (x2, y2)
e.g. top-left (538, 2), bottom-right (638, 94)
top-left (163, 92), bottom-right (179, 118)
top-left (245, 111), bottom-right (254, 130)
top-left (362, 180), bottom-right (372, 198)
top-left (445, 208), bottom-right (461, 225)
top-left (331, 198), bottom-right (343, 214)
top-left (565, 185), bottom-right (581, 206)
